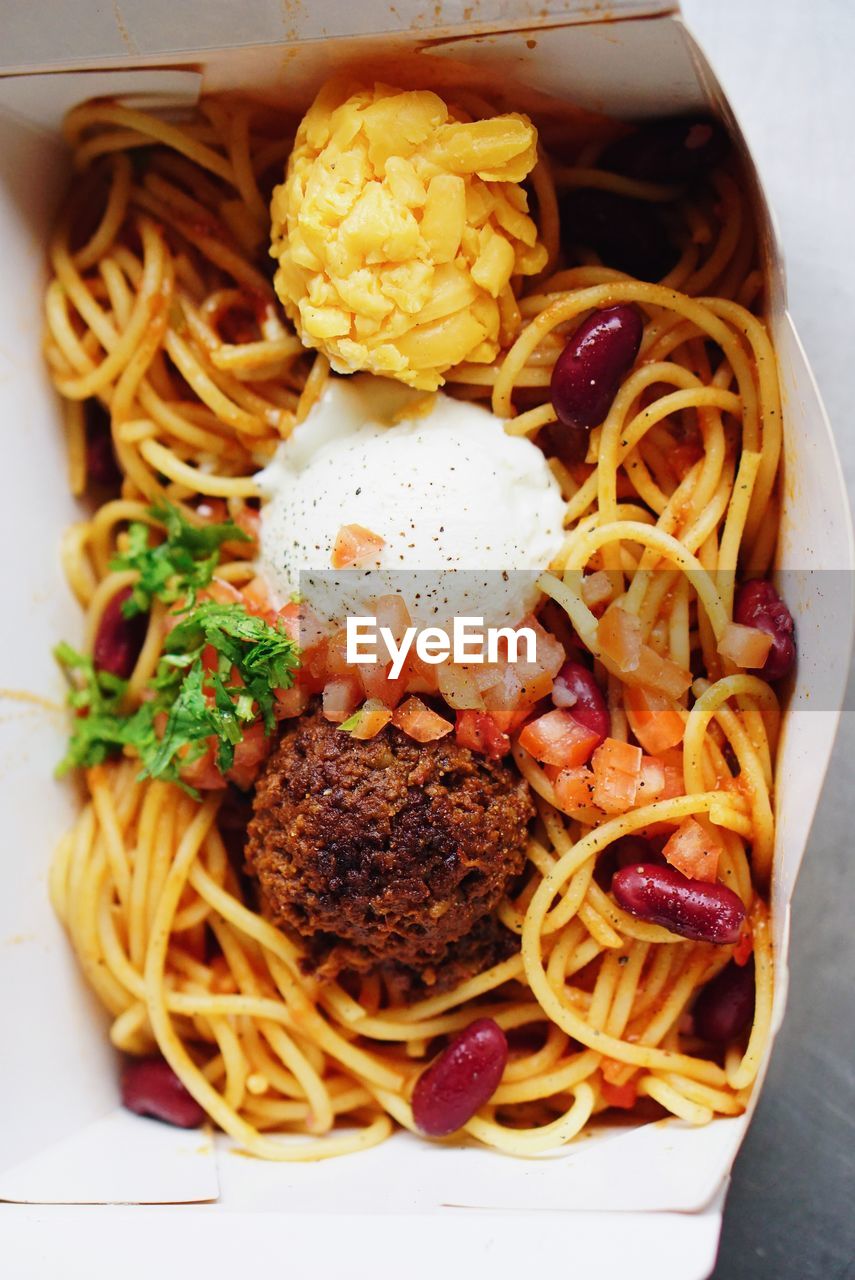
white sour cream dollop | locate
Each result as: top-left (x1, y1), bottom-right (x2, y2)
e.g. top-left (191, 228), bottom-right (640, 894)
top-left (256, 376), bottom-right (567, 629)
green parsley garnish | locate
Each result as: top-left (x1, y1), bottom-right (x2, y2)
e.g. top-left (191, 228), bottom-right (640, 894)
top-left (56, 505), bottom-right (299, 792)
top-left (143, 601), bottom-right (300, 782)
top-left (111, 503), bottom-right (249, 618)
top-left (56, 601), bottom-right (299, 792)
top-left (53, 642), bottom-right (145, 774)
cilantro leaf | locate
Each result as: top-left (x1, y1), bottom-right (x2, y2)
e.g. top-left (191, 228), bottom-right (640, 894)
top-left (111, 503), bottom-right (250, 617)
top-left (140, 661), bottom-right (223, 783)
top-left (54, 643), bottom-right (155, 775)
top-left (163, 602), bottom-right (300, 733)
top-left (55, 599), bottom-right (300, 795)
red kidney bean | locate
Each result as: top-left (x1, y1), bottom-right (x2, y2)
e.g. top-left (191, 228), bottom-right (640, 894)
top-left (594, 834), bottom-right (660, 891)
top-left (84, 399), bottom-right (121, 490)
top-left (412, 1017), bottom-right (508, 1137)
top-left (121, 1057), bottom-right (206, 1128)
top-left (552, 660), bottom-right (610, 741)
top-left (550, 304), bottom-right (643, 438)
top-left (611, 863), bottom-right (746, 944)
top-left (613, 835), bottom-right (661, 869)
top-left (560, 188), bottom-right (677, 282)
top-left (540, 420), bottom-right (589, 467)
top-left (93, 587), bottom-right (148, 679)
top-left (692, 959), bottom-right (755, 1042)
top-left (602, 117), bottom-right (728, 185)
top-left (733, 580), bottom-right (795, 681)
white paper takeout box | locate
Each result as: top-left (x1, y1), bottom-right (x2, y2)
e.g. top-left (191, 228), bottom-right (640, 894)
top-left (1, 3), bottom-right (852, 1277)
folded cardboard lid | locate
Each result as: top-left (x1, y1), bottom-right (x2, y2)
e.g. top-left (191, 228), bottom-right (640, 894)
top-left (1, 1201), bottom-right (726, 1280)
top-left (1, 0), bottom-right (675, 74)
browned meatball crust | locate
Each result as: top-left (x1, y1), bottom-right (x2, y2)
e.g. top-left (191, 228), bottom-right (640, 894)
top-left (245, 708), bottom-right (533, 989)
top-left (368, 912), bottom-right (520, 1000)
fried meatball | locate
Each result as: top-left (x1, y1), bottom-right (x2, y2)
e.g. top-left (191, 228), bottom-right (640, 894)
top-left (371, 912), bottom-right (519, 1001)
top-left (245, 708), bottom-right (533, 989)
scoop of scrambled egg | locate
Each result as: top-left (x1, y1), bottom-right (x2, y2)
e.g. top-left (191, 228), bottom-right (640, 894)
top-left (270, 79), bottom-right (548, 390)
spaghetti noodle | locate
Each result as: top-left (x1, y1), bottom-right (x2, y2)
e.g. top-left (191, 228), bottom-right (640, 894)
top-left (47, 88), bottom-right (781, 1159)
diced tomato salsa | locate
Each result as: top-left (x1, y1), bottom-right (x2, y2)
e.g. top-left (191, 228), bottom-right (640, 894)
top-left (591, 738), bottom-right (643, 814)
top-left (662, 817), bottom-right (723, 883)
top-left (518, 707), bottom-right (602, 768)
top-left (349, 699), bottom-right (393, 740)
top-left (733, 921), bottom-right (754, 966)
top-left (330, 523), bottom-right (385, 570)
top-left (392, 697), bottom-right (453, 742)
top-left (455, 710), bottom-right (511, 758)
top-left (600, 1078), bottom-right (638, 1110)
top-left (624, 685), bottom-right (685, 754)
top-left (175, 575), bottom-right (721, 797)
top-left (553, 765), bottom-right (596, 813)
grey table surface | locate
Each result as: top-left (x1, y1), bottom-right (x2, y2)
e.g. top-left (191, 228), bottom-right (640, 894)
top-left (679, 1), bottom-right (855, 1276)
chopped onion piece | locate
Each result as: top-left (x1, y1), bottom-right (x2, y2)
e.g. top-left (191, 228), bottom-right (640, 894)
top-left (632, 645), bottom-right (692, 699)
top-left (581, 570), bottom-right (614, 611)
top-left (717, 621), bottom-right (774, 669)
top-left (322, 675), bottom-right (362, 723)
top-left (437, 661), bottom-right (485, 710)
top-left (598, 605), bottom-right (643, 672)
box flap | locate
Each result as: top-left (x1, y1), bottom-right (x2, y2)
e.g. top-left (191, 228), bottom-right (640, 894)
top-left (0, 74), bottom-right (204, 1196)
top-left (428, 15), bottom-right (709, 118)
top-left (1, 3), bottom-right (677, 75)
top-left (0, 68), bottom-right (201, 132)
top-left (212, 1117), bottom-right (747, 1214)
top-left (0, 1111), bottom-right (218, 1206)
top-left (1, 1201), bottom-right (725, 1280)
